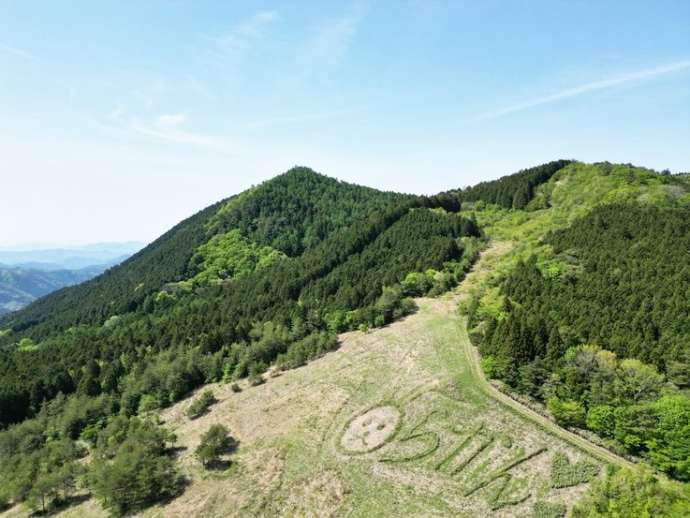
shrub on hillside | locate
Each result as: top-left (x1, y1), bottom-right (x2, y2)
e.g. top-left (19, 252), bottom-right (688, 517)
top-left (195, 424), bottom-right (235, 469)
top-left (186, 390), bottom-right (216, 420)
top-left (547, 398), bottom-right (586, 428)
top-left (88, 418), bottom-right (181, 516)
top-left (138, 394), bottom-right (161, 414)
top-left (275, 332), bottom-right (338, 370)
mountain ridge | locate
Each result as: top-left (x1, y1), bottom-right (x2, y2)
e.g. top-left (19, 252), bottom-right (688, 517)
top-left (0, 259), bottom-right (136, 316)
top-left (1, 160), bottom-right (689, 517)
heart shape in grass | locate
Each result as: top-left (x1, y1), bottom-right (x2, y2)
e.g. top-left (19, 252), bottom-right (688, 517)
top-left (550, 452), bottom-right (600, 488)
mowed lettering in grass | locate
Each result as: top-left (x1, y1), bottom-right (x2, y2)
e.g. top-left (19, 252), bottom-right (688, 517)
top-left (336, 388), bottom-right (597, 512)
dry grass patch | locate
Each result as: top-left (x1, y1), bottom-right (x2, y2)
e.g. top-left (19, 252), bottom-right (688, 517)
top-left (30, 242), bottom-right (603, 518)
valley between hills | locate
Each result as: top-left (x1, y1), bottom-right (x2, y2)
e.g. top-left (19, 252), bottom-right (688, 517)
top-left (7, 242), bottom-right (607, 518)
top-left (1, 162), bottom-right (689, 517)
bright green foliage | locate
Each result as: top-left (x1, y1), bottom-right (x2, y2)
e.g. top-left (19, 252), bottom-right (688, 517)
top-left (7, 160), bottom-right (688, 511)
top-left (545, 162), bottom-right (690, 211)
top-left (375, 286), bottom-right (407, 324)
top-left (186, 389), bottom-right (216, 420)
top-left (572, 467), bottom-right (690, 518)
top-left (400, 267), bottom-right (465, 298)
top-left (543, 347), bottom-right (689, 478)
top-left (547, 398), bottom-right (586, 428)
top-left (138, 394), bottom-right (161, 414)
top-left (401, 271), bottom-right (433, 296)
top-left (17, 337), bottom-right (38, 352)
top-left (480, 355), bottom-right (497, 378)
top-left (2, 168), bottom-right (409, 341)
top-left (586, 405), bottom-right (616, 437)
top-left (88, 445), bottom-right (179, 516)
top-left (51, 393), bottom-right (118, 441)
top-left (640, 395), bottom-right (690, 480)
top-left (26, 459), bottom-right (83, 515)
top-left (94, 416), bottom-right (176, 460)
top-left (480, 203), bottom-right (690, 374)
top-left (117, 347), bottom-right (223, 416)
top-left (188, 229), bottom-right (285, 285)
top-left (544, 346), bottom-right (667, 409)
top-left (195, 423), bottom-right (234, 468)
top-left (528, 346), bottom-right (690, 478)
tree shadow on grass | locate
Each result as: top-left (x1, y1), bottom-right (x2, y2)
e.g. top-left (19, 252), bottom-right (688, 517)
top-left (158, 475), bottom-right (192, 506)
top-left (204, 439), bottom-right (240, 472)
top-left (28, 492), bottom-right (92, 516)
top-left (226, 438), bottom-right (239, 455)
top-left (205, 458), bottom-right (233, 471)
top-left (167, 445), bottom-right (189, 459)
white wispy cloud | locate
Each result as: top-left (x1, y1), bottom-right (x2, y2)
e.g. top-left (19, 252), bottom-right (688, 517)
top-left (157, 113), bottom-right (187, 127)
top-left (478, 60), bottom-right (690, 120)
top-left (185, 75), bottom-right (217, 101)
top-left (128, 120), bottom-right (234, 154)
top-left (204, 9), bottom-right (279, 70)
top-left (215, 10), bottom-right (279, 53)
top-left (299, 3), bottom-right (367, 71)
top-left (0, 42), bottom-right (36, 61)
top-left (246, 107), bottom-right (363, 130)
top-left (133, 79), bottom-right (167, 109)
top-left (96, 110), bottom-right (239, 155)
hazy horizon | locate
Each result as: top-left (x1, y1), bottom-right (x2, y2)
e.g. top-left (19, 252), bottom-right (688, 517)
top-left (0, 241), bottom-right (146, 250)
top-left (2, 1), bottom-right (688, 246)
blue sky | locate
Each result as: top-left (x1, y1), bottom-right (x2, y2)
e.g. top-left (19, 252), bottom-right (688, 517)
top-left (1, 1), bottom-right (689, 246)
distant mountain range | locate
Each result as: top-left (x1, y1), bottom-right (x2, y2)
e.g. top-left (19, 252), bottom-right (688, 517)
top-left (1, 164), bottom-right (689, 517)
top-left (0, 242), bottom-right (143, 314)
top-left (0, 242), bottom-right (143, 271)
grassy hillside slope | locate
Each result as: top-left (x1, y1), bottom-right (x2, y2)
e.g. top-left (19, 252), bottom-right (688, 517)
top-left (0, 165), bottom-right (487, 517)
top-left (2, 160), bottom-right (688, 516)
top-left (1, 243), bottom-right (604, 518)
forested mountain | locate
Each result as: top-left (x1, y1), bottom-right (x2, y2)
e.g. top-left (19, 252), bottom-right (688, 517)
top-left (487, 204), bottom-right (690, 372)
top-left (2, 161), bottom-right (689, 516)
top-left (447, 159), bottom-right (574, 209)
top-left (0, 168), bottom-right (410, 342)
top-left (466, 162), bottom-right (690, 483)
top-left (474, 204), bottom-right (690, 480)
top-left (0, 165), bottom-right (486, 514)
top-left (0, 167), bottom-right (479, 426)
top-left (0, 264), bottom-right (114, 315)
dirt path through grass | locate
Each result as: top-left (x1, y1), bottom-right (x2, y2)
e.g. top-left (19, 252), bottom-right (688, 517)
top-left (31, 241), bottom-right (630, 518)
top-left (445, 241), bottom-right (635, 469)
